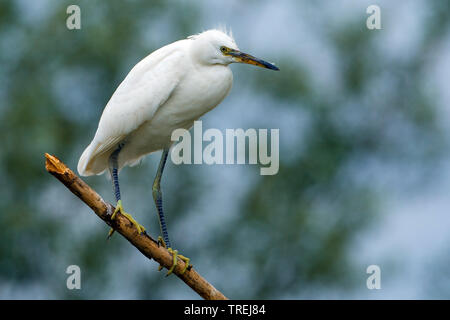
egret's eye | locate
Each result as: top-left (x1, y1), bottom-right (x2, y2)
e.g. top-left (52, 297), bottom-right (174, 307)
top-left (220, 46), bottom-right (228, 53)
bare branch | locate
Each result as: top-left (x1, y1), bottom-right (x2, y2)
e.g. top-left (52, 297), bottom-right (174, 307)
top-left (45, 153), bottom-right (228, 300)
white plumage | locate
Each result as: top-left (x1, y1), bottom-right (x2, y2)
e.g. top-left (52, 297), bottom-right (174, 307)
top-left (78, 29), bottom-right (278, 176)
top-left (76, 28), bottom-right (278, 273)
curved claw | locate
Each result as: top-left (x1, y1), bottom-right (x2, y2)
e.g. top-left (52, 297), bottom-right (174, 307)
top-left (166, 248), bottom-right (178, 276)
top-left (177, 253), bottom-right (191, 275)
top-left (108, 200), bottom-right (145, 238)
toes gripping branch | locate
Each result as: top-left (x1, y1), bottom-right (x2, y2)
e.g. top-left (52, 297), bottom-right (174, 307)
top-left (158, 236), bottom-right (192, 276)
top-left (108, 200), bottom-right (146, 238)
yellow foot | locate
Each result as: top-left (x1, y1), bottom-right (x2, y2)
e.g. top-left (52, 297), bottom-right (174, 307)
top-left (157, 236), bottom-right (192, 276)
top-left (107, 200), bottom-right (146, 238)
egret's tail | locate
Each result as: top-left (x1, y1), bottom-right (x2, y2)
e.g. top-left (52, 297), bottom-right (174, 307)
top-left (78, 143), bottom-right (108, 176)
top-left (78, 140), bottom-right (149, 177)
top-left (78, 144), bottom-right (94, 176)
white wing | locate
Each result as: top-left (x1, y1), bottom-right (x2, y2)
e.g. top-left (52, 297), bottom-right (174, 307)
top-left (78, 42), bottom-right (187, 176)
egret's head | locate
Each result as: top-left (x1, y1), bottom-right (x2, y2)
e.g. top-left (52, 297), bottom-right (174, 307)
top-left (189, 29), bottom-right (279, 71)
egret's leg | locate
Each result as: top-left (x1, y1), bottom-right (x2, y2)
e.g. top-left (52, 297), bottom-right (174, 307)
top-left (153, 148), bottom-right (191, 275)
top-left (108, 143), bottom-right (146, 238)
top-left (153, 148), bottom-right (171, 247)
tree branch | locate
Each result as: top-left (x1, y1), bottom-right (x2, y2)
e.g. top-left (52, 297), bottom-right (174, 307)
top-left (44, 153), bottom-right (228, 300)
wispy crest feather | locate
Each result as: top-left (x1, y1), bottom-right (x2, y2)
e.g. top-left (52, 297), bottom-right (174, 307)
top-left (187, 26), bottom-right (234, 42)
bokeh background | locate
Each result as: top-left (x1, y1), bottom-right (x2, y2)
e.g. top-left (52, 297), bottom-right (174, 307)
top-left (1, 0), bottom-right (449, 299)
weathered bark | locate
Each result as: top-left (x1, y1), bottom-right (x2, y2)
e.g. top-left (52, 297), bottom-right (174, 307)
top-left (45, 153), bottom-right (227, 300)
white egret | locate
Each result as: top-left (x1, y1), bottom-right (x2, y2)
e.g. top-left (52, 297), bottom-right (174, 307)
top-left (77, 29), bottom-right (279, 275)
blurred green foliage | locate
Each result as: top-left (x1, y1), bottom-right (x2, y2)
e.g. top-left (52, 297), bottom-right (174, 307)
top-left (0, 0), bottom-right (447, 299)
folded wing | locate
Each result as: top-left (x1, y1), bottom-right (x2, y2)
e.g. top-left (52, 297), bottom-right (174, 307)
top-left (78, 45), bottom-right (186, 176)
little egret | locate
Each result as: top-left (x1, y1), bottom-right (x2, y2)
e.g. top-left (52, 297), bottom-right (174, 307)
top-left (78, 29), bottom-right (279, 275)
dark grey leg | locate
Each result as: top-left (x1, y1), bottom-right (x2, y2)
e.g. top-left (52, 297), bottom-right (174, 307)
top-left (153, 147), bottom-right (171, 248)
top-left (109, 142), bottom-right (124, 203)
top-left (107, 142), bottom-right (145, 237)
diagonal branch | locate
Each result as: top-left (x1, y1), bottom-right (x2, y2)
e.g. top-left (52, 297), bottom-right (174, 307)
top-left (44, 153), bottom-right (227, 300)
